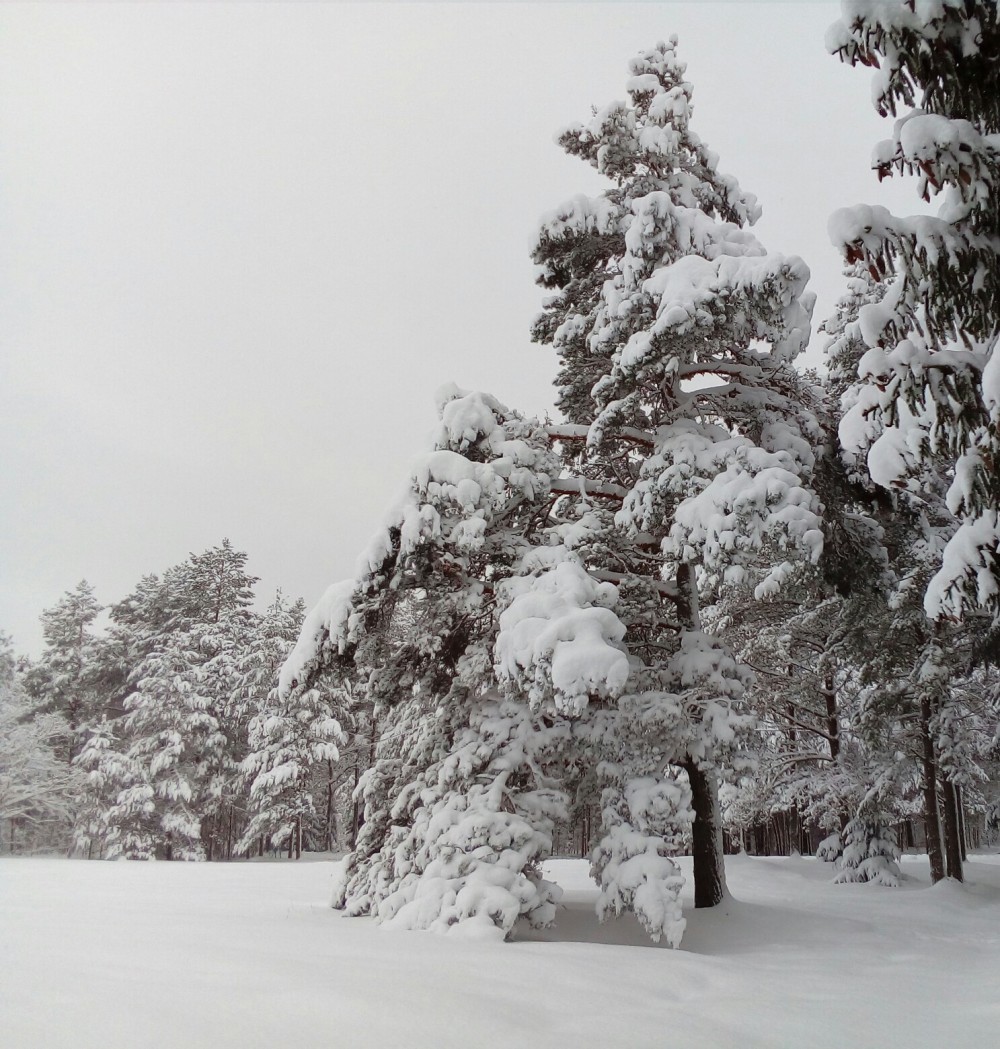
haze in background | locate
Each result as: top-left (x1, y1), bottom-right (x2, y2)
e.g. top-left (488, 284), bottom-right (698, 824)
top-left (1, 2), bottom-right (917, 654)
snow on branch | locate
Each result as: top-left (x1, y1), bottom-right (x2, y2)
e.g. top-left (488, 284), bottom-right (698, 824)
top-left (495, 560), bottom-right (630, 716)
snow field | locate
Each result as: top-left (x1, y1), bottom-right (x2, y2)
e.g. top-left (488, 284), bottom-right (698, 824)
top-left (3, 853), bottom-right (999, 1049)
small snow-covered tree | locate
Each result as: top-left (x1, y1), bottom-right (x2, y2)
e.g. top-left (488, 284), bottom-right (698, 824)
top-left (834, 818), bottom-right (902, 887)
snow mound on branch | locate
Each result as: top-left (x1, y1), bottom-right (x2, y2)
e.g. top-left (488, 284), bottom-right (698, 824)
top-left (278, 580), bottom-right (356, 697)
top-left (925, 510), bottom-right (1000, 619)
top-left (618, 420), bottom-right (823, 580)
top-left (494, 561), bottom-right (629, 715)
top-left (433, 385), bottom-right (502, 451)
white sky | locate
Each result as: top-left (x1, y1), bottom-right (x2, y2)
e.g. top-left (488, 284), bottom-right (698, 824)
top-left (1, 2), bottom-right (921, 656)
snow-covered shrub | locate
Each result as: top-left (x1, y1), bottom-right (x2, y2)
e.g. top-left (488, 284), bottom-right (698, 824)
top-left (834, 819), bottom-right (901, 887)
top-left (591, 774), bottom-right (692, 946)
top-left (816, 832), bottom-right (843, 863)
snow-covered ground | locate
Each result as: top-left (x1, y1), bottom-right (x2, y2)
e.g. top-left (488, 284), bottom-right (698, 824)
top-left (2, 853), bottom-right (997, 1049)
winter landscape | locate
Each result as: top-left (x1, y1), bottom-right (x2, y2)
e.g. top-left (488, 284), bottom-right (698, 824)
top-left (5, 853), bottom-right (1000, 1049)
top-left (2, 1), bottom-right (1000, 1047)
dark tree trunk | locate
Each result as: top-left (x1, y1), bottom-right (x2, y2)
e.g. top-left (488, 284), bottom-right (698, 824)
top-left (676, 562), bottom-right (728, 908)
top-left (919, 696), bottom-right (945, 883)
top-left (579, 806), bottom-right (591, 859)
top-left (348, 760), bottom-right (363, 849)
top-left (753, 824), bottom-right (766, 856)
top-left (684, 761), bottom-right (727, 908)
top-left (325, 760), bottom-right (337, 852)
top-left (205, 816), bottom-right (214, 863)
top-left (824, 673), bottom-right (839, 760)
top-left (940, 778), bottom-right (964, 882)
top-left (955, 785), bottom-right (968, 862)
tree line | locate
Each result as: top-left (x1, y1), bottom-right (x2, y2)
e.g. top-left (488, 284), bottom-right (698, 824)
top-left (1, 542), bottom-right (351, 861)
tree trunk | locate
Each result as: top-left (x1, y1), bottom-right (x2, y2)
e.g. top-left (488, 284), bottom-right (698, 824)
top-left (824, 673), bottom-right (839, 760)
top-left (349, 762), bottom-right (362, 849)
top-left (325, 760), bottom-right (336, 852)
top-left (955, 785), bottom-right (968, 862)
top-left (684, 761), bottom-right (727, 908)
top-left (676, 562), bottom-right (728, 907)
top-left (919, 696), bottom-right (945, 883)
top-left (940, 778), bottom-right (964, 882)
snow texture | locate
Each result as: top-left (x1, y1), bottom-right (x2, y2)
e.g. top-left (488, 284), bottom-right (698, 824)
top-left (4, 854), bottom-right (1000, 1049)
top-left (494, 561), bottom-right (629, 715)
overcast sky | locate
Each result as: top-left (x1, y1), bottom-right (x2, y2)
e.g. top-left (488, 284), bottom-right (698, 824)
top-left (1, 2), bottom-right (921, 656)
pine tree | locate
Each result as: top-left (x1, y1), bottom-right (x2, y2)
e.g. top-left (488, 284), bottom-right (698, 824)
top-left (24, 581), bottom-right (103, 760)
top-left (829, 1), bottom-right (1000, 880)
top-left (238, 594), bottom-right (345, 859)
top-left (0, 633), bottom-right (80, 853)
top-left (532, 39), bottom-right (823, 908)
top-left (828, 1), bottom-right (1000, 624)
top-left (77, 541), bottom-right (261, 859)
top-left (285, 389), bottom-right (579, 937)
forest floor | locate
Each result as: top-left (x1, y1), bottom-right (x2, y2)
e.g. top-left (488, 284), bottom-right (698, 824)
top-left (2, 850), bottom-right (998, 1048)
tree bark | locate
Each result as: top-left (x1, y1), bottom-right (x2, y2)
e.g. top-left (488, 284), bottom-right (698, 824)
top-left (919, 696), bottom-right (945, 883)
top-left (684, 761), bottom-right (728, 908)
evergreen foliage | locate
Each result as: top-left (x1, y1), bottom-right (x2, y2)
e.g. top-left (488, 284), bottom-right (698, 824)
top-left (7, 13), bottom-right (1000, 965)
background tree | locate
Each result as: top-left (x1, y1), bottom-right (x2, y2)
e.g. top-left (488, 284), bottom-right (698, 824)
top-left (24, 581), bottom-right (102, 761)
top-left (0, 633), bottom-right (80, 853)
top-left (828, 0), bottom-right (1000, 880)
top-left (238, 594), bottom-right (345, 859)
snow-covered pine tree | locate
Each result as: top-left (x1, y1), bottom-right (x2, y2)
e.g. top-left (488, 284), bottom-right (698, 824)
top-left (80, 541), bottom-right (261, 859)
top-left (0, 633), bottom-right (80, 853)
top-left (828, 0), bottom-right (1000, 625)
top-left (72, 720), bottom-right (124, 859)
top-left (834, 816), bottom-right (902, 886)
top-left (532, 39), bottom-right (824, 908)
top-left (828, 1), bottom-right (1000, 881)
top-left (24, 581), bottom-right (103, 761)
top-left (237, 594), bottom-right (345, 859)
top-left (280, 388), bottom-right (591, 937)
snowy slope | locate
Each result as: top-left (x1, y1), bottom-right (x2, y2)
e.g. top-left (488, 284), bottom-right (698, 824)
top-left (2, 854), bottom-right (997, 1049)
